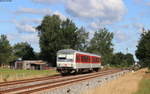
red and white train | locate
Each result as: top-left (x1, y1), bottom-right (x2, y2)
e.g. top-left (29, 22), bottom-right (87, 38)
top-left (56, 49), bottom-right (102, 74)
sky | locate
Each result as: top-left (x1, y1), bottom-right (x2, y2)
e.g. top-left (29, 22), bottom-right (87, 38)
top-left (0, 0), bottom-right (150, 60)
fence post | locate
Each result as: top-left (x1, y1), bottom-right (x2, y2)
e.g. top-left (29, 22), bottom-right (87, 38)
top-left (0, 73), bottom-right (2, 82)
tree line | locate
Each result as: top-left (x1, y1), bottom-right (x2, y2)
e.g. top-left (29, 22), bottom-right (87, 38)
top-left (0, 37), bottom-right (37, 67)
top-left (0, 14), bottom-right (140, 67)
top-left (136, 29), bottom-right (150, 69)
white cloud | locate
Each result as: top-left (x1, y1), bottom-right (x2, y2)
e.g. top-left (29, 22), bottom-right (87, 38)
top-left (66, 0), bottom-right (126, 23)
top-left (7, 32), bottom-right (40, 52)
top-left (133, 0), bottom-right (143, 3)
top-left (89, 22), bottom-right (100, 30)
top-left (31, 0), bottom-right (64, 4)
top-left (32, 0), bottom-right (127, 28)
top-left (132, 22), bottom-right (144, 32)
top-left (66, 0), bottom-right (127, 30)
top-left (146, 2), bottom-right (150, 6)
top-left (21, 18), bottom-right (42, 24)
top-left (114, 31), bottom-right (128, 43)
top-left (14, 8), bottom-right (51, 15)
top-left (133, 0), bottom-right (150, 6)
top-left (14, 21), bottom-right (37, 33)
top-left (53, 11), bottom-right (66, 21)
top-left (15, 7), bottom-right (66, 21)
top-left (19, 33), bottom-right (39, 44)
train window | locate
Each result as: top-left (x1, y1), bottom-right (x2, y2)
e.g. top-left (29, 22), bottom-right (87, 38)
top-left (85, 56), bottom-right (88, 62)
top-left (57, 54), bottom-right (73, 62)
top-left (97, 58), bottom-right (98, 62)
top-left (80, 55), bottom-right (93, 63)
top-left (81, 56), bottom-right (87, 62)
top-left (58, 57), bottom-right (66, 59)
top-left (76, 54), bottom-right (80, 62)
top-left (85, 56), bottom-right (90, 62)
top-left (92, 57), bottom-right (98, 63)
top-left (96, 58), bottom-right (99, 63)
top-left (81, 56), bottom-right (85, 62)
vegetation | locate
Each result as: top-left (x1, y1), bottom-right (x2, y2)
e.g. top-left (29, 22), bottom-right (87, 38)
top-left (134, 72), bottom-right (150, 94)
top-left (136, 29), bottom-right (150, 69)
top-left (0, 14), bottom-right (135, 67)
top-left (36, 15), bottom-right (89, 66)
top-left (111, 52), bottom-right (134, 67)
top-left (0, 35), bottom-right (15, 67)
top-left (13, 42), bottom-right (37, 60)
top-left (0, 68), bottom-right (58, 82)
top-left (87, 28), bottom-right (114, 65)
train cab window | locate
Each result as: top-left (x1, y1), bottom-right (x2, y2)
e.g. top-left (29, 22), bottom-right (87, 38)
top-left (57, 54), bottom-right (73, 62)
top-left (58, 57), bottom-right (66, 60)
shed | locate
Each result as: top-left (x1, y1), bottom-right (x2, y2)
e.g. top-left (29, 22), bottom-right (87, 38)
top-left (15, 60), bottom-right (47, 70)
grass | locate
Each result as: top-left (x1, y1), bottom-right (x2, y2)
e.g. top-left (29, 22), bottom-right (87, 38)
top-left (0, 68), bottom-right (58, 82)
top-left (134, 70), bottom-right (150, 94)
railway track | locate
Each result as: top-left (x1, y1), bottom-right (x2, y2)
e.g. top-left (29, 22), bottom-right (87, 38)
top-left (0, 75), bottom-right (61, 87)
top-left (0, 69), bottom-right (123, 94)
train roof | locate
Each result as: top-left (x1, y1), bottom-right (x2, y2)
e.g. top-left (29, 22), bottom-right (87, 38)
top-left (57, 49), bottom-right (101, 57)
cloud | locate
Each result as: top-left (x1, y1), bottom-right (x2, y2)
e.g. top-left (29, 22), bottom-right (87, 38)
top-left (132, 22), bottom-right (144, 32)
top-left (6, 20), bottom-right (40, 52)
top-left (14, 8), bottom-right (51, 15)
top-left (7, 32), bottom-right (39, 43)
top-left (66, 0), bottom-right (126, 20)
top-left (120, 24), bottom-right (131, 29)
top-left (15, 7), bottom-right (66, 21)
top-left (13, 8), bottom-right (67, 33)
top-left (133, 0), bottom-right (150, 6)
top-left (53, 11), bottom-right (66, 21)
top-left (32, 0), bottom-right (127, 27)
top-left (7, 31), bottom-right (40, 52)
top-left (89, 22), bottom-right (101, 30)
top-left (17, 18), bottom-right (42, 25)
top-left (146, 1), bottom-right (150, 6)
top-left (14, 21), bottom-right (37, 33)
top-left (133, 0), bottom-right (143, 3)
top-left (65, 0), bottom-right (126, 27)
top-left (114, 31), bottom-right (128, 43)
top-left (31, 0), bottom-right (64, 4)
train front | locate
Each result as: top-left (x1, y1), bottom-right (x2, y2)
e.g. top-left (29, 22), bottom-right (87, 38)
top-left (56, 49), bottom-right (76, 75)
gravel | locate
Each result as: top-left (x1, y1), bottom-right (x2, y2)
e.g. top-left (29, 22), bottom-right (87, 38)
top-left (36, 70), bottom-right (129, 94)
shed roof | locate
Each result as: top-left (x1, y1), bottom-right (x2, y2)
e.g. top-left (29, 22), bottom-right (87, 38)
top-left (16, 60), bottom-right (47, 65)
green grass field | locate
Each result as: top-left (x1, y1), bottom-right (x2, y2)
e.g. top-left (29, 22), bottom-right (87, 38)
top-left (0, 68), bottom-right (58, 82)
top-left (134, 71), bottom-right (150, 94)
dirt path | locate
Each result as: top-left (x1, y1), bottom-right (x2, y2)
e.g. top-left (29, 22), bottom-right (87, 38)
top-left (81, 69), bottom-right (146, 94)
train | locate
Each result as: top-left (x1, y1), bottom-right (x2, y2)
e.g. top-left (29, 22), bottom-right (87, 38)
top-left (56, 49), bottom-right (102, 75)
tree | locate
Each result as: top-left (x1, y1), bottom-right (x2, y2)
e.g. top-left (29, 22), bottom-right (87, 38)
top-left (75, 27), bottom-right (89, 51)
top-left (37, 15), bottom-right (63, 66)
top-left (13, 42), bottom-right (36, 60)
top-left (60, 18), bottom-right (78, 49)
top-left (136, 29), bottom-right (150, 68)
top-left (111, 52), bottom-right (134, 67)
top-left (87, 28), bottom-right (114, 65)
top-left (125, 53), bottom-right (135, 66)
top-left (37, 15), bottom-right (89, 66)
top-left (0, 35), bottom-right (14, 66)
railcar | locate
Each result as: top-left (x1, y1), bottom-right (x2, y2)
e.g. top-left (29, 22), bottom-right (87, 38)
top-left (56, 49), bottom-right (101, 75)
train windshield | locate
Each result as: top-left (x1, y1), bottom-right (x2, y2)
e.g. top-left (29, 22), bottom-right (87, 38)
top-left (57, 54), bottom-right (73, 62)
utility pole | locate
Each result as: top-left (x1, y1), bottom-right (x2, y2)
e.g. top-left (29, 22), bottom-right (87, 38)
top-left (126, 48), bottom-right (128, 54)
